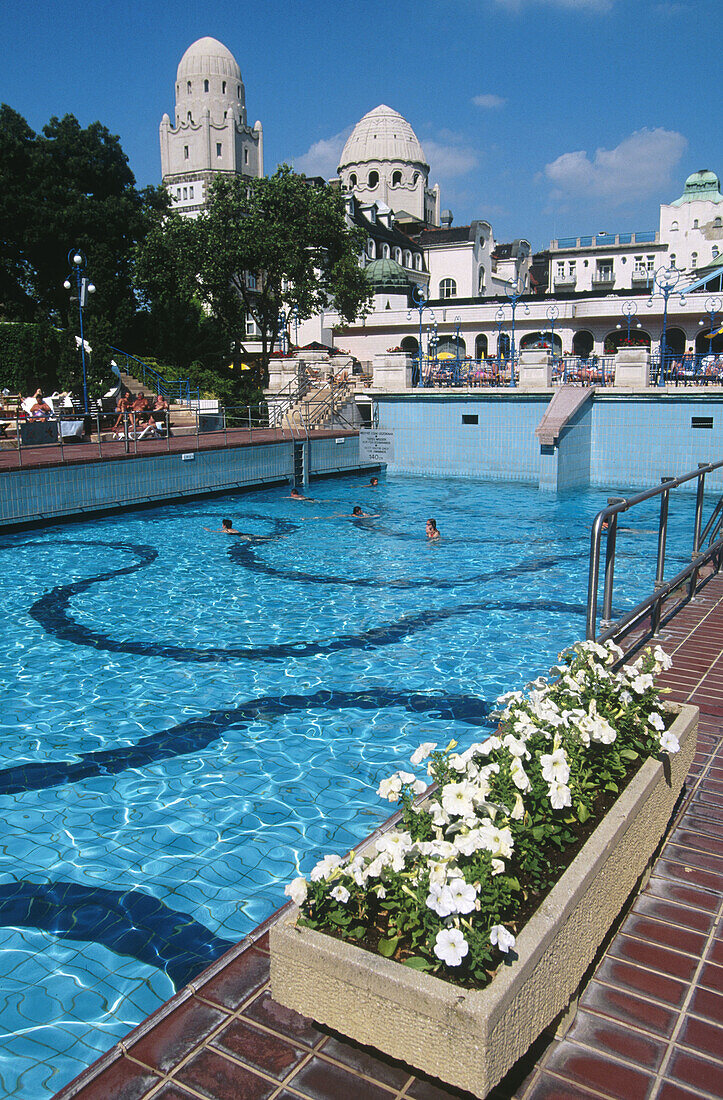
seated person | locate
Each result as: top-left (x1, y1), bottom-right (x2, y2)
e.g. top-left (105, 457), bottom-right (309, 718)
top-left (111, 393), bottom-right (134, 432)
top-left (30, 391), bottom-right (53, 419)
top-left (153, 393), bottom-right (169, 413)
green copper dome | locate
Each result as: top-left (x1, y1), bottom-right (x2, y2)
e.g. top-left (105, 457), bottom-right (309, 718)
top-left (671, 169), bottom-right (723, 206)
top-left (364, 258), bottom-right (410, 291)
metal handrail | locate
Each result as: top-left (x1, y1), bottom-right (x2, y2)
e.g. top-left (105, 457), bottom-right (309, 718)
top-left (586, 460), bottom-right (723, 646)
top-left (109, 347), bottom-right (200, 406)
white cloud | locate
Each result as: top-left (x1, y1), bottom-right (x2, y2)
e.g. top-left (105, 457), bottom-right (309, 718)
top-left (495, 0), bottom-right (614, 11)
top-left (425, 139), bottom-right (478, 179)
top-left (293, 127), bottom-right (352, 178)
top-left (472, 93), bottom-right (506, 109)
top-left (544, 128), bottom-right (687, 203)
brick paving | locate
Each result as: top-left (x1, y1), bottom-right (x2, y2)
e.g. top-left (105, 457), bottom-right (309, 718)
top-left (55, 578), bottom-right (723, 1100)
top-left (0, 427), bottom-right (356, 472)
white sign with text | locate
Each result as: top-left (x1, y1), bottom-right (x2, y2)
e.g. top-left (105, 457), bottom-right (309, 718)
top-left (359, 429), bottom-right (394, 464)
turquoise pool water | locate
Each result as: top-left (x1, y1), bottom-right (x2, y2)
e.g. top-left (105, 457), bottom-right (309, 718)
top-left (0, 474), bottom-right (695, 1098)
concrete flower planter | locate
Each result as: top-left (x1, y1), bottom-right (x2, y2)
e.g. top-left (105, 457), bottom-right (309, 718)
top-left (270, 702), bottom-right (697, 1098)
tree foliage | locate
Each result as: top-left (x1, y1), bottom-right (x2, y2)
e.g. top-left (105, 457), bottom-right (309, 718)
top-left (196, 166), bottom-right (371, 381)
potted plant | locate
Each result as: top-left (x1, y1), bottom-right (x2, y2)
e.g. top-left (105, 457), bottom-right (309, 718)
top-left (271, 641), bottom-right (697, 1097)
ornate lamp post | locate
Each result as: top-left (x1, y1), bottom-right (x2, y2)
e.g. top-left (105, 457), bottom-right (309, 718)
top-left (616, 299), bottom-right (642, 346)
top-left (63, 249), bottom-right (95, 413)
top-left (647, 264), bottom-right (686, 386)
top-left (698, 295), bottom-right (721, 360)
top-left (495, 307), bottom-right (505, 373)
top-left (407, 284), bottom-right (435, 387)
top-left (278, 305), bottom-right (299, 354)
top-left (545, 303), bottom-right (559, 362)
top-left (505, 277), bottom-right (529, 388)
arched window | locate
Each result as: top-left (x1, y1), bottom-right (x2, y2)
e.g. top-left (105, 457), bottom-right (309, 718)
top-left (670, 254), bottom-right (676, 267)
top-left (693, 219), bottom-right (699, 229)
top-left (222, 81), bottom-right (227, 94)
top-left (713, 247), bottom-right (720, 259)
top-left (237, 85), bottom-right (241, 96)
top-left (349, 173), bottom-right (357, 187)
top-left (414, 254), bottom-right (422, 271)
top-left (187, 81), bottom-right (192, 94)
top-left (393, 247), bottom-right (402, 263)
top-left (478, 264), bottom-right (486, 293)
top-left (714, 217), bottom-right (722, 228)
top-left (475, 334), bottom-right (488, 359)
top-left (403, 250), bottom-right (411, 268)
top-left (412, 171), bottom-right (419, 185)
top-left (187, 111), bottom-right (192, 121)
top-left (368, 170), bottom-right (379, 188)
top-left (670, 221), bottom-right (678, 231)
top-left (244, 148), bottom-right (248, 164)
top-left (204, 79), bottom-right (209, 92)
top-left (439, 277), bottom-right (457, 299)
top-left (216, 143), bottom-right (222, 157)
top-left (392, 170), bottom-right (402, 186)
top-left (382, 244), bottom-right (390, 259)
top-left (184, 145), bottom-right (189, 159)
top-left (367, 240), bottom-right (376, 259)
top-left (691, 252), bottom-right (698, 268)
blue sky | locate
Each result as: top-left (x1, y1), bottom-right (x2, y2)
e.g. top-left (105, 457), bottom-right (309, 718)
top-left (0, 0), bottom-right (716, 251)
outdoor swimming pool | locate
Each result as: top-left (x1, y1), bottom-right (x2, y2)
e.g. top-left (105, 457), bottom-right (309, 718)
top-left (0, 474), bottom-right (696, 1098)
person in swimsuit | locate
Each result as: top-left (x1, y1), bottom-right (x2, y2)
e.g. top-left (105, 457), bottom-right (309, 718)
top-left (426, 518), bottom-right (441, 540)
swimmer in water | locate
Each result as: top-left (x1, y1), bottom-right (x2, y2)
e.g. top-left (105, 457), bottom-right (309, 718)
top-left (369, 477), bottom-right (379, 487)
top-left (204, 518), bottom-right (278, 540)
top-left (290, 487), bottom-right (315, 501)
top-left (426, 518), bottom-right (441, 541)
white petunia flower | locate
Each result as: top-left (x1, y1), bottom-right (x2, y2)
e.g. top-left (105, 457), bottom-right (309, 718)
top-left (510, 757), bottom-right (532, 792)
top-left (540, 748), bottom-right (569, 786)
top-left (510, 792), bottom-right (525, 820)
top-left (490, 924), bottom-right (516, 953)
top-left (648, 712), bottom-right (665, 731)
top-left (426, 882), bottom-right (456, 917)
top-left (396, 770), bottom-right (416, 785)
top-left (377, 776), bottom-right (402, 802)
top-left (503, 734), bottom-right (530, 758)
top-left (491, 858), bottom-right (505, 875)
top-left (548, 781), bottom-right (572, 809)
top-left (659, 731), bottom-right (680, 754)
top-left (284, 877), bottom-right (308, 906)
top-left (410, 742), bottom-right (437, 766)
top-left (412, 779), bottom-right (428, 796)
top-left (434, 927), bottom-right (469, 966)
top-left (653, 645), bottom-right (673, 671)
top-left (330, 885), bottom-right (350, 904)
top-left (310, 854), bottom-right (342, 882)
top-left (441, 781), bottom-right (476, 818)
top-left (630, 673), bottom-right (654, 695)
top-left (446, 877), bottom-right (478, 914)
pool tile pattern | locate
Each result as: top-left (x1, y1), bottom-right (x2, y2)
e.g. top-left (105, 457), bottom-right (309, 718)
top-left (55, 578), bottom-right (723, 1100)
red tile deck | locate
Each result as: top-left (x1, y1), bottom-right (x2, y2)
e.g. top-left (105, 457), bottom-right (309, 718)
top-left (54, 577), bottom-right (723, 1100)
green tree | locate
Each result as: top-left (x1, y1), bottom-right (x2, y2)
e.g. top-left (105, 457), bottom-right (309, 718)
top-left (196, 166), bottom-right (371, 383)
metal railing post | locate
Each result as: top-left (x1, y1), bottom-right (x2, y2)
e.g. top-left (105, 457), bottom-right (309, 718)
top-left (166, 410), bottom-right (170, 451)
top-left (124, 411), bottom-right (129, 454)
top-left (601, 497), bottom-right (624, 626)
top-left (689, 464), bottom-right (707, 598)
top-left (96, 410), bottom-right (102, 458)
top-left (195, 407), bottom-right (199, 450)
top-left (651, 477), bottom-right (674, 635)
top-left (224, 405), bottom-right (228, 448)
top-left (16, 410), bottom-right (22, 467)
top-left (586, 516), bottom-right (605, 639)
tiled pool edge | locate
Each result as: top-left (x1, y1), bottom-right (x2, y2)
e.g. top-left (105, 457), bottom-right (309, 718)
top-left (51, 579), bottom-right (723, 1100)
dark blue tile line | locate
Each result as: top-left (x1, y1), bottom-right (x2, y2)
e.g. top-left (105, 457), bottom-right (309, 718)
top-left (0, 879), bottom-right (235, 989)
top-left (0, 688), bottom-right (496, 798)
top-left (25, 540), bottom-right (585, 663)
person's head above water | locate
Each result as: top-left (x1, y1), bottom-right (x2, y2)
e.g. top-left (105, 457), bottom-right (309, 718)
top-left (352, 506), bottom-right (363, 516)
top-left (369, 477), bottom-right (378, 486)
top-left (290, 487), bottom-right (301, 497)
top-left (222, 518), bottom-right (234, 530)
top-left (426, 518), bottom-right (440, 538)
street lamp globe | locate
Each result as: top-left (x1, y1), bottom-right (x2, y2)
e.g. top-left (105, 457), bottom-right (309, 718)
top-left (63, 279), bottom-right (71, 290)
top-left (73, 253), bottom-right (83, 266)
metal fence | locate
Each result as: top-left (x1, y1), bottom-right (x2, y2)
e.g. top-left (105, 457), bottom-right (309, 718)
top-left (417, 355), bottom-right (616, 388)
top-left (586, 460), bottom-right (723, 650)
top-left (649, 352), bottom-right (723, 386)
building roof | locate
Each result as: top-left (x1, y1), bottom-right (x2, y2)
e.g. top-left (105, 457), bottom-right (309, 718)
top-left (339, 105), bottom-right (428, 170)
top-left (177, 37), bottom-right (242, 82)
top-left (348, 197), bottom-right (424, 255)
top-left (364, 258), bottom-right (410, 291)
top-left (670, 169), bottom-right (723, 206)
top-left (415, 226), bottom-right (474, 245)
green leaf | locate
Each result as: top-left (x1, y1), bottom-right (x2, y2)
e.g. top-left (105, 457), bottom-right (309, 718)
top-left (328, 910), bottom-right (351, 927)
top-left (605, 782), bottom-right (619, 793)
top-left (577, 804), bottom-right (590, 823)
top-left (377, 936), bottom-right (400, 958)
top-left (620, 749), bottom-right (639, 761)
top-left (403, 956), bottom-right (433, 971)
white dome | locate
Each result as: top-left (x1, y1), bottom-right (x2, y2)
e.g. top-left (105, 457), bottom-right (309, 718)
top-left (339, 105), bottom-right (428, 170)
top-left (177, 37), bottom-right (242, 82)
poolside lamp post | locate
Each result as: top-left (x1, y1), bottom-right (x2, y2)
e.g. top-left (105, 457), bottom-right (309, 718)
top-left (495, 307), bottom-right (505, 373)
top-left (505, 277), bottom-right (529, 388)
top-left (63, 248), bottom-right (95, 413)
top-left (453, 315), bottom-right (462, 383)
top-left (616, 299), bottom-right (642, 346)
top-left (698, 295), bottom-right (721, 355)
top-left (647, 264), bottom-right (686, 387)
top-left (545, 303), bottom-right (559, 363)
top-left (407, 284), bottom-right (435, 387)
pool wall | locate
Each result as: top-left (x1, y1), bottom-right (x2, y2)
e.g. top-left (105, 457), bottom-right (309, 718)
top-left (373, 391), bottom-right (723, 491)
top-left (0, 434), bottom-right (372, 528)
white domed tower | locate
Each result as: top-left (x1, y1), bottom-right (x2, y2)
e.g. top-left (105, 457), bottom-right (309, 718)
top-left (338, 105), bottom-right (440, 227)
top-left (159, 37), bottom-right (263, 216)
